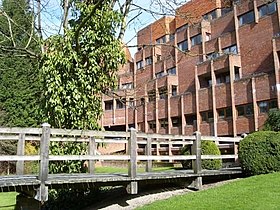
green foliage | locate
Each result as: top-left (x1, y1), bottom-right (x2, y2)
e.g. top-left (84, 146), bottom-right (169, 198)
top-left (40, 0), bottom-right (125, 130)
top-left (264, 109), bottom-right (280, 131)
top-left (0, 0), bottom-right (41, 176)
top-left (0, 0), bottom-right (41, 127)
top-left (201, 141), bottom-right (222, 170)
top-left (239, 131), bottom-right (280, 175)
top-left (24, 142), bottom-right (39, 174)
top-left (181, 141), bottom-right (222, 170)
top-left (49, 142), bottom-right (87, 174)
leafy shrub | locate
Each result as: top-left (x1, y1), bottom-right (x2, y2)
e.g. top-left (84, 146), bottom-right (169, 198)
top-left (181, 141), bottom-right (222, 170)
top-left (24, 142), bottom-right (39, 174)
top-left (239, 131), bottom-right (280, 175)
top-left (263, 109), bottom-right (280, 131)
top-left (49, 142), bottom-right (88, 174)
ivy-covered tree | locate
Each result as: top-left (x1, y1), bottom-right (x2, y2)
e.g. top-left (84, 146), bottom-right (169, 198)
top-left (40, 0), bottom-right (125, 130)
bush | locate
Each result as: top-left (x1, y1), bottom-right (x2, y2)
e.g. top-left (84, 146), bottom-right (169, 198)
top-left (239, 131), bottom-right (280, 175)
top-left (24, 142), bottom-right (39, 174)
top-left (181, 141), bottom-right (222, 170)
top-left (263, 109), bottom-right (280, 131)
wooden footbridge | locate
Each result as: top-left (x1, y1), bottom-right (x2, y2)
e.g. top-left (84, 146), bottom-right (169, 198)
top-left (0, 124), bottom-right (243, 203)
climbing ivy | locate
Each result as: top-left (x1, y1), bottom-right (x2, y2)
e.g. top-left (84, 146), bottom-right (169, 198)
top-left (40, 1), bottom-right (125, 130)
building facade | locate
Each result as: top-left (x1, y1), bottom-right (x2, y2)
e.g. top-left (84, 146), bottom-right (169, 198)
top-left (102, 0), bottom-right (280, 137)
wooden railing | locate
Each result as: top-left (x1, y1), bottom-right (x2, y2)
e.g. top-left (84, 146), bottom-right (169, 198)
top-left (0, 123), bottom-right (242, 201)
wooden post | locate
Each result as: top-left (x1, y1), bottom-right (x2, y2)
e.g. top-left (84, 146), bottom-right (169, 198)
top-left (35, 123), bottom-right (50, 202)
top-left (145, 137), bottom-right (152, 172)
top-left (16, 133), bottom-right (25, 175)
top-left (88, 136), bottom-right (96, 174)
top-left (191, 131), bottom-right (202, 190)
top-left (127, 128), bottom-right (138, 194)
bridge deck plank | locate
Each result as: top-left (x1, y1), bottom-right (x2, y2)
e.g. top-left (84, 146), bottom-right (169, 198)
top-left (0, 168), bottom-right (242, 190)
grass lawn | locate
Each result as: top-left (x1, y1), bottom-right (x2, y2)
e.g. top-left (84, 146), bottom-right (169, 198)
top-left (138, 172), bottom-right (280, 210)
top-left (0, 192), bottom-right (18, 210)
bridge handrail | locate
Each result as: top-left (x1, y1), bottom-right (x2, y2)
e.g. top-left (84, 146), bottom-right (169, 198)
top-left (0, 124), bottom-right (242, 201)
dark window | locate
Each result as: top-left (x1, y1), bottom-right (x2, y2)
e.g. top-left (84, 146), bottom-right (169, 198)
top-left (159, 119), bottom-right (168, 128)
top-left (186, 114), bottom-right (197, 125)
top-left (201, 112), bottom-right (208, 122)
top-left (237, 106), bottom-right (245, 116)
top-left (121, 82), bottom-right (133, 89)
top-left (201, 111), bottom-right (214, 122)
top-left (156, 35), bottom-right (166, 44)
top-left (136, 60), bottom-right (143, 70)
top-left (176, 24), bottom-right (188, 33)
top-left (203, 10), bottom-right (217, 20)
top-left (156, 54), bottom-right (161, 62)
top-left (226, 107), bottom-right (232, 118)
top-left (148, 90), bottom-right (156, 102)
top-left (259, 99), bottom-right (278, 113)
top-left (221, 7), bottom-right (232, 16)
top-left (218, 107), bottom-right (232, 119)
top-left (199, 75), bottom-right (212, 88)
top-left (171, 85), bottom-right (178, 96)
top-left (148, 121), bottom-right (156, 129)
top-left (223, 45), bottom-right (238, 54)
top-left (245, 104), bottom-right (253, 115)
top-left (178, 40), bottom-right (188, 52)
top-left (191, 34), bottom-right (202, 46)
top-left (140, 98), bottom-right (145, 105)
top-left (216, 72), bottom-right (230, 84)
top-left (259, 1), bottom-right (276, 18)
top-left (239, 11), bottom-right (255, 26)
top-left (145, 57), bottom-right (153, 65)
top-left (171, 117), bottom-right (181, 127)
top-left (116, 99), bottom-right (125, 109)
top-left (169, 33), bottom-right (175, 42)
top-left (105, 100), bottom-right (113, 110)
top-left (237, 104), bottom-right (254, 117)
top-left (206, 52), bottom-right (219, 60)
top-left (159, 87), bottom-right (167, 100)
top-left (218, 109), bottom-right (225, 119)
top-left (155, 71), bottom-right (165, 78)
top-left (167, 67), bottom-right (176, 75)
top-left (128, 98), bottom-right (134, 107)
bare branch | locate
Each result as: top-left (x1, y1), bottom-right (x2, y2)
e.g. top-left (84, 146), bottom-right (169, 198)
top-left (62, 0), bottom-right (70, 32)
top-left (0, 45), bottom-right (38, 58)
top-left (1, 11), bottom-right (16, 47)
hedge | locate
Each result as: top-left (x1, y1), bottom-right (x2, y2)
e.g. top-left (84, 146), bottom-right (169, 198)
top-left (181, 140), bottom-right (222, 170)
top-left (239, 131), bottom-right (280, 175)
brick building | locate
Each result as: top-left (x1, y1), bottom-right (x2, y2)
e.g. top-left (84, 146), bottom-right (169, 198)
top-left (102, 0), bottom-right (280, 137)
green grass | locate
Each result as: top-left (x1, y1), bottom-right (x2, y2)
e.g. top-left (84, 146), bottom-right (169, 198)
top-left (138, 172), bottom-right (280, 210)
top-left (0, 192), bottom-right (18, 210)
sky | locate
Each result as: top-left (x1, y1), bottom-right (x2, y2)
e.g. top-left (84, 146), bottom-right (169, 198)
top-left (39, 0), bottom-right (186, 55)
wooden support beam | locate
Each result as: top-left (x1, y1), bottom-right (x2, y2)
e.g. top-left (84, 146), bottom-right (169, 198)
top-left (127, 128), bottom-right (138, 194)
top-left (88, 136), bottom-right (96, 174)
top-left (145, 137), bottom-right (152, 172)
top-left (191, 131), bottom-right (202, 190)
top-left (128, 128), bottom-right (137, 178)
top-left (35, 123), bottom-right (50, 202)
top-left (16, 133), bottom-right (25, 175)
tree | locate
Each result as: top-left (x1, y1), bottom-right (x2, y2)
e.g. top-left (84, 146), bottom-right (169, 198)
top-left (40, 1), bottom-right (125, 130)
top-left (0, 0), bottom-right (41, 127)
top-left (263, 109), bottom-right (280, 132)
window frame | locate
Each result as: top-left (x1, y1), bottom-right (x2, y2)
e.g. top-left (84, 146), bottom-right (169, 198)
top-left (239, 11), bottom-right (255, 26)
